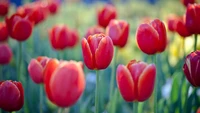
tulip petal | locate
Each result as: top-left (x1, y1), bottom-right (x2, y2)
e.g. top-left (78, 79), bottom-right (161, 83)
top-left (43, 59), bottom-right (59, 103)
top-left (50, 62), bottom-right (85, 107)
top-left (81, 38), bottom-right (94, 69)
top-left (116, 64), bottom-right (135, 102)
top-left (95, 36), bottom-right (113, 69)
top-left (138, 64), bottom-right (156, 101)
top-left (12, 81), bottom-right (24, 111)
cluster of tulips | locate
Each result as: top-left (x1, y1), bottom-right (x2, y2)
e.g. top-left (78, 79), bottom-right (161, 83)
top-left (0, 0), bottom-right (200, 112)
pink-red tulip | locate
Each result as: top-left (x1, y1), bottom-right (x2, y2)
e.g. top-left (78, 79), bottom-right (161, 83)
top-left (136, 19), bottom-right (167, 55)
top-left (97, 4), bottom-right (117, 28)
top-left (116, 60), bottom-right (156, 102)
top-left (49, 25), bottom-right (79, 50)
top-left (185, 4), bottom-right (200, 34)
top-left (6, 14), bottom-right (33, 42)
top-left (176, 16), bottom-right (192, 37)
top-left (0, 22), bottom-right (8, 42)
top-left (106, 19), bottom-right (129, 47)
top-left (181, 0), bottom-right (195, 7)
top-left (167, 14), bottom-right (179, 32)
top-left (81, 33), bottom-right (114, 70)
top-left (85, 26), bottom-right (104, 39)
top-left (0, 0), bottom-right (9, 16)
top-left (44, 60), bottom-right (85, 107)
top-left (183, 50), bottom-right (200, 87)
top-left (0, 80), bottom-right (24, 112)
top-left (0, 43), bottom-right (12, 65)
top-left (28, 56), bottom-right (49, 84)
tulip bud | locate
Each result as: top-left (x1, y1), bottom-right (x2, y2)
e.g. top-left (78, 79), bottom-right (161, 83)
top-left (136, 19), bottom-right (167, 55)
top-left (0, 0), bottom-right (9, 16)
top-left (49, 25), bottom-right (79, 50)
top-left (81, 33), bottom-right (114, 70)
top-left (185, 4), bottom-right (200, 34)
top-left (84, 26), bottom-right (104, 39)
top-left (48, 1), bottom-right (59, 14)
top-left (183, 50), bottom-right (200, 87)
top-left (116, 60), bottom-right (156, 102)
top-left (167, 14), bottom-right (179, 32)
top-left (181, 0), bottom-right (195, 7)
top-left (0, 80), bottom-right (24, 112)
top-left (44, 60), bottom-right (85, 107)
top-left (97, 4), bottom-right (117, 28)
top-left (6, 14), bottom-right (33, 42)
top-left (0, 22), bottom-right (8, 42)
top-left (106, 19), bottom-right (129, 47)
top-left (28, 56), bottom-right (49, 84)
top-left (0, 43), bottom-right (12, 65)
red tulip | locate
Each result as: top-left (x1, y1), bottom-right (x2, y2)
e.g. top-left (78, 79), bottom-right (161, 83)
top-left (0, 43), bottom-right (12, 65)
top-left (181, 0), bottom-right (195, 7)
top-left (167, 14), bottom-right (179, 32)
top-left (185, 4), bottom-right (200, 34)
top-left (85, 26), bottom-right (104, 39)
top-left (97, 4), bottom-right (117, 28)
top-left (136, 19), bottom-right (167, 55)
top-left (6, 14), bottom-right (33, 41)
top-left (49, 25), bottom-right (79, 50)
top-left (176, 16), bottom-right (192, 37)
top-left (17, 2), bottom-right (48, 25)
top-left (0, 22), bottom-right (8, 42)
top-left (44, 60), bottom-right (85, 107)
top-left (106, 19), bottom-right (129, 47)
top-left (28, 56), bottom-right (49, 84)
top-left (48, 0), bottom-right (59, 14)
top-left (81, 33), bottom-right (114, 70)
top-left (0, 80), bottom-right (24, 112)
top-left (116, 60), bottom-right (156, 102)
top-left (0, 0), bottom-right (9, 16)
top-left (183, 50), bottom-right (200, 87)
top-left (197, 107), bottom-right (200, 113)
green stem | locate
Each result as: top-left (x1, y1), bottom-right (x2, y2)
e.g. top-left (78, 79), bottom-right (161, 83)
top-left (95, 70), bottom-right (99, 113)
top-left (109, 47), bottom-right (118, 100)
top-left (17, 42), bottom-right (22, 81)
top-left (133, 102), bottom-right (138, 113)
top-left (182, 38), bottom-right (185, 59)
top-left (194, 34), bottom-right (198, 51)
top-left (154, 54), bottom-right (157, 113)
top-left (184, 83), bottom-right (190, 113)
top-left (58, 108), bottom-right (63, 113)
top-left (40, 85), bottom-right (43, 113)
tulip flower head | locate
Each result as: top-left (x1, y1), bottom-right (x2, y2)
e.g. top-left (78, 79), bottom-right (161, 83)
top-left (81, 33), bottom-right (114, 70)
top-left (176, 16), bottom-right (192, 38)
top-left (167, 14), bottom-right (179, 32)
top-left (28, 56), bottom-right (50, 84)
top-left (44, 60), bottom-right (85, 107)
top-left (49, 25), bottom-right (79, 50)
top-left (97, 4), bottom-right (117, 28)
top-left (136, 19), bottom-right (167, 55)
top-left (47, 0), bottom-right (59, 14)
top-left (85, 26), bottom-right (104, 39)
top-left (181, 0), bottom-right (195, 7)
top-left (0, 0), bottom-right (9, 16)
top-left (116, 60), bottom-right (156, 102)
top-left (183, 50), bottom-right (200, 87)
top-left (0, 22), bottom-right (8, 42)
top-left (0, 43), bottom-right (12, 65)
top-left (0, 80), bottom-right (24, 112)
top-left (185, 3), bottom-right (200, 34)
top-left (106, 19), bottom-right (129, 47)
top-left (6, 14), bottom-right (33, 42)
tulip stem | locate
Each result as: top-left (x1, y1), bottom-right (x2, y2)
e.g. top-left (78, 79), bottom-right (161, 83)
top-left (194, 34), bottom-right (198, 51)
top-left (17, 42), bottom-right (22, 81)
top-left (40, 85), bottom-right (43, 113)
top-left (154, 54), bottom-right (157, 113)
top-left (0, 65), bottom-right (2, 80)
top-left (184, 83), bottom-right (190, 113)
top-left (109, 47), bottom-right (118, 100)
top-left (133, 102), bottom-right (138, 113)
top-left (58, 108), bottom-right (63, 113)
top-left (95, 70), bottom-right (99, 113)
